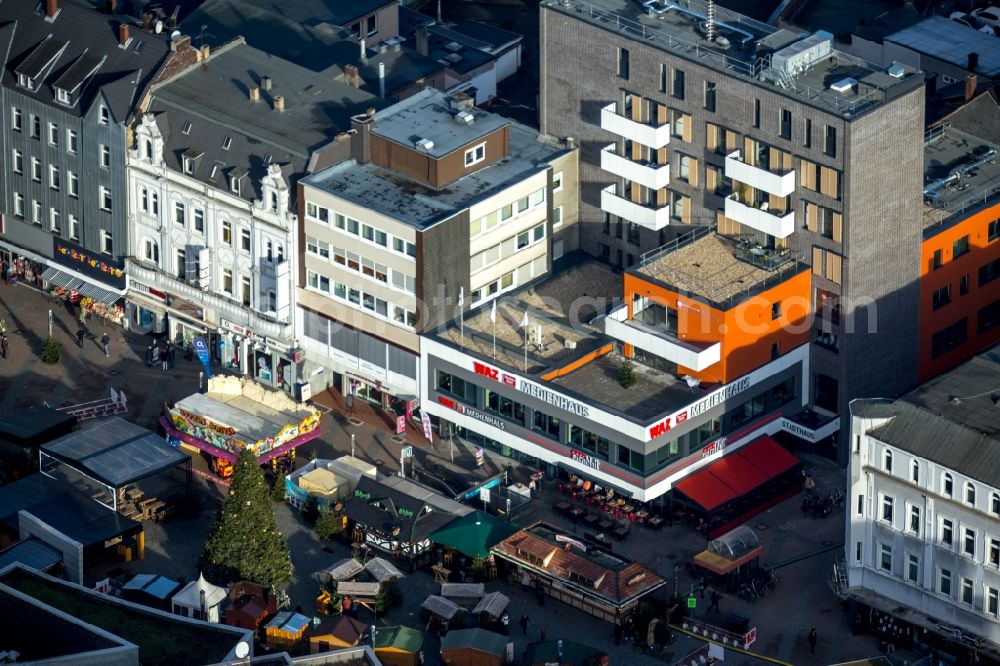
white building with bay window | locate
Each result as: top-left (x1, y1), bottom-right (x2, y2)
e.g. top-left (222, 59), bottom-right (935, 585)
top-left (843, 347), bottom-right (1000, 657)
top-left (125, 40), bottom-right (379, 394)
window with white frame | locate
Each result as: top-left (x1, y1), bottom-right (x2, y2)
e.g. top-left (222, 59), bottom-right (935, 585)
top-left (879, 543), bottom-right (892, 572)
top-left (48, 165), bottom-right (59, 190)
top-left (989, 587), bottom-right (1000, 618)
top-left (30, 158), bottom-right (40, 182)
top-left (908, 505), bottom-right (920, 534)
top-left (943, 473), bottom-right (954, 498)
top-left (883, 448), bottom-right (893, 473)
top-left (68, 171), bottom-right (78, 197)
top-left (100, 229), bottom-right (113, 255)
top-left (306, 270), bottom-right (330, 294)
top-left (174, 249), bottom-right (186, 279)
top-left (240, 277), bottom-right (251, 307)
top-left (32, 199), bottom-right (41, 225)
top-left (965, 527), bottom-right (977, 557)
top-left (856, 494), bottom-right (863, 516)
top-left (12, 149), bottom-right (22, 174)
top-left (67, 129), bottom-right (77, 154)
top-left (240, 228), bottom-right (251, 252)
top-left (68, 215), bottom-right (79, 240)
top-left (174, 202), bottom-right (185, 226)
top-left (49, 208), bottom-right (59, 232)
top-left (193, 208), bottom-right (204, 233)
top-left (99, 104), bottom-right (110, 125)
top-left (911, 460), bottom-right (919, 484)
top-left (553, 206), bottom-right (563, 227)
top-left (222, 269), bottom-right (234, 294)
top-left (993, 493), bottom-right (1000, 516)
top-left (222, 220), bottom-right (232, 245)
top-left (938, 568), bottom-right (952, 596)
top-left (942, 517), bottom-right (954, 546)
top-left (143, 238), bottom-right (159, 264)
top-left (100, 187), bottom-right (112, 211)
top-left (11, 107), bottom-right (21, 131)
top-left (140, 188), bottom-right (148, 212)
top-left (881, 495), bottom-right (894, 523)
top-left (962, 577), bottom-right (974, 605)
top-left (13, 192), bottom-right (23, 217)
top-left (989, 537), bottom-right (1000, 568)
top-left (100, 144), bottom-right (110, 168)
top-left (906, 554), bottom-right (919, 583)
top-left (151, 191), bottom-right (158, 215)
top-left (966, 482), bottom-right (976, 506)
top-left (306, 236), bottom-right (330, 260)
top-left (553, 171), bottom-right (564, 192)
top-left (464, 142), bottom-right (486, 167)
top-left (48, 122), bottom-right (58, 146)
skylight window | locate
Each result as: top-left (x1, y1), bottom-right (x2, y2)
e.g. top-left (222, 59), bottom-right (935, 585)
top-left (222, 136), bottom-right (232, 150)
top-left (181, 121), bottom-right (192, 135)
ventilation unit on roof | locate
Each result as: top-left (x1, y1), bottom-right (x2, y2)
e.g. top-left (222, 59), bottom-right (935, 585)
top-left (771, 31), bottom-right (833, 77)
top-left (415, 138), bottom-right (435, 152)
top-left (830, 77), bottom-right (856, 93)
top-left (445, 41), bottom-right (463, 52)
top-left (445, 53), bottom-right (463, 64)
top-left (454, 110), bottom-right (475, 125)
top-left (887, 63), bottom-right (905, 78)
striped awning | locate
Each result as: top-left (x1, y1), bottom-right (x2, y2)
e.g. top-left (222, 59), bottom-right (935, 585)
top-left (41, 267), bottom-right (122, 305)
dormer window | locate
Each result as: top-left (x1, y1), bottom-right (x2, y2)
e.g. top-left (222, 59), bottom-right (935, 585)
top-left (99, 104), bottom-right (109, 125)
top-left (18, 74), bottom-right (34, 89)
top-left (55, 88), bottom-right (70, 104)
top-left (184, 157), bottom-right (194, 174)
top-left (182, 149), bottom-right (203, 176)
top-left (230, 176), bottom-right (241, 194)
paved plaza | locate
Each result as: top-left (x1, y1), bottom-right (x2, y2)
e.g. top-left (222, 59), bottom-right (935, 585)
top-left (0, 283), bottom-right (908, 664)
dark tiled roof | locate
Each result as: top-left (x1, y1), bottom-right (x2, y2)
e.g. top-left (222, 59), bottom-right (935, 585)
top-left (343, 476), bottom-right (461, 544)
top-left (148, 41), bottom-right (382, 203)
top-left (0, 0), bottom-right (172, 121)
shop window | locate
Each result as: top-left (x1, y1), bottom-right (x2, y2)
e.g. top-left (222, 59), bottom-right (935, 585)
top-left (436, 371), bottom-right (476, 405)
top-left (531, 410), bottom-right (561, 441)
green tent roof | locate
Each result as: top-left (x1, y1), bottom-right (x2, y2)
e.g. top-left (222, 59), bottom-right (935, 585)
top-left (428, 511), bottom-right (518, 560)
top-left (440, 628), bottom-right (507, 656)
top-left (373, 625), bottom-right (423, 653)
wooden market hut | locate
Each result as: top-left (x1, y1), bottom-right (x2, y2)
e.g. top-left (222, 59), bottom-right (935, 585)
top-left (440, 627), bottom-right (507, 666)
top-left (225, 582), bottom-right (277, 631)
top-left (264, 611), bottom-right (312, 650)
top-left (121, 573), bottom-right (181, 611)
top-left (373, 625), bottom-right (424, 666)
top-left (309, 615), bottom-right (370, 653)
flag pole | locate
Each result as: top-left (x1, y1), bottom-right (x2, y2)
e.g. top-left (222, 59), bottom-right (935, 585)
top-left (458, 286), bottom-right (464, 350)
top-left (491, 298), bottom-right (497, 359)
top-left (523, 312), bottom-right (528, 373)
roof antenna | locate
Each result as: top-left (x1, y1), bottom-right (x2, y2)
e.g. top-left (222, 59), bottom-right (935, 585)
top-left (706, 0), bottom-right (715, 43)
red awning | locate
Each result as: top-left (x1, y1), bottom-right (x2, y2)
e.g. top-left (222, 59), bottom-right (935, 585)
top-left (709, 452), bottom-right (770, 496)
top-left (674, 469), bottom-right (737, 512)
top-left (737, 435), bottom-right (800, 478)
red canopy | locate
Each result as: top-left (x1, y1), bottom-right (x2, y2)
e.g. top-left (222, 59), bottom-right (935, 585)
top-left (710, 452), bottom-right (770, 496)
top-left (737, 435), bottom-right (800, 478)
top-left (674, 469), bottom-right (737, 512)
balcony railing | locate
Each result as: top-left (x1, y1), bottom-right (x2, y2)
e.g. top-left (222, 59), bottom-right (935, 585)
top-left (604, 304), bottom-right (720, 371)
top-left (724, 194), bottom-right (795, 238)
top-left (725, 150), bottom-right (796, 197)
top-left (733, 239), bottom-right (795, 271)
top-left (600, 103), bottom-right (671, 149)
top-left (601, 144), bottom-right (671, 190)
top-left (601, 184), bottom-right (671, 230)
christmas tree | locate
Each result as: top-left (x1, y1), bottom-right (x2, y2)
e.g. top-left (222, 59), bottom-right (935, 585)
top-left (200, 448), bottom-right (293, 589)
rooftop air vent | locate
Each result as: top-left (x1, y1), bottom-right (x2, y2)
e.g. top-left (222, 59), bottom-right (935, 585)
top-left (445, 53), bottom-right (463, 64)
top-left (445, 41), bottom-right (463, 52)
top-left (887, 63), bottom-right (905, 78)
top-left (415, 138), bottom-right (435, 152)
top-left (454, 110), bottom-right (475, 125)
top-left (830, 77), bottom-right (856, 93)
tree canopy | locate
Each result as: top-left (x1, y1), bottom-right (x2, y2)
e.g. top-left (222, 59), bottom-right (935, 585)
top-left (200, 448), bottom-right (293, 589)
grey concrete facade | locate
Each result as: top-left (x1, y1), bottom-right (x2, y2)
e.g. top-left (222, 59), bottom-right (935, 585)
top-left (539, 1), bottom-right (926, 463)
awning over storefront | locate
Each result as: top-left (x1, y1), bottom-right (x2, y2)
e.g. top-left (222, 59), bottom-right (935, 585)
top-left (675, 436), bottom-right (800, 512)
top-left (41, 267), bottom-right (121, 305)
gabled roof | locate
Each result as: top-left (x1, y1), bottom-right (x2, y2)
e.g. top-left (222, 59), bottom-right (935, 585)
top-left (440, 628), bottom-right (507, 656)
top-left (886, 16), bottom-right (1000, 77)
top-left (373, 625), bottom-right (423, 653)
top-left (343, 475), bottom-right (462, 544)
top-left (932, 90), bottom-right (1000, 146)
top-left (0, 0), bottom-right (172, 120)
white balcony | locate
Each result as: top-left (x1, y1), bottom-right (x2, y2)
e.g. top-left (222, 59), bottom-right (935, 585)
top-left (725, 194), bottom-right (796, 239)
top-left (604, 305), bottom-right (720, 371)
top-left (601, 144), bottom-right (671, 190)
top-left (600, 103), bottom-right (671, 149)
top-left (725, 150), bottom-right (796, 197)
top-left (601, 184), bottom-right (670, 231)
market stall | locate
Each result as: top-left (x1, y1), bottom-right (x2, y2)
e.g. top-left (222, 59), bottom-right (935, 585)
top-left (440, 628), bottom-right (507, 666)
top-left (373, 626), bottom-right (424, 666)
top-left (162, 376), bottom-right (321, 478)
top-left (309, 615), bottom-right (370, 653)
top-left (692, 526), bottom-right (765, 591)
top-left (171, 573), bottom-right (228, 623)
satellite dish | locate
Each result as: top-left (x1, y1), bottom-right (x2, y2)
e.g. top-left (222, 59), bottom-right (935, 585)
top-left (234, 642), bottom-right (250, 659)
top-left (170, 30), bottom-right (182, 41)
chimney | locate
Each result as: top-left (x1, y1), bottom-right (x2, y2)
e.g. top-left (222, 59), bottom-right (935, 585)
top-left (142, 13), bottom-right (152, 32)
top-left (344, 64), bottom-right (362, 88)
top-left (360, 38), bottom-right (367, 63)
top-left (351, 114), bottom-right (373, 165)
top-left (965, 74), bottom-right (977, 102)
top-left (449, 91), bottom-right (474, 111)
top-left (968, 52), bottom-right (980, 73)
top-left (415, 25), bottom-right (429, 57)
top-left (45, 0), bottom-right (58, 19)
top-left (200, 45), bottom-right (210, 60)
top-left (250, 86), bottom-right (260, 103)
top-left (273, 95), bottom-right (285, 112)
top-left (169, 35), bottom-right (191, 53)
top-left (261, 76), bottom-right (272, 91)
top-left (119, 24), bottom-right (129, 46)
top-left (379, 62), bottom-right (386, 98)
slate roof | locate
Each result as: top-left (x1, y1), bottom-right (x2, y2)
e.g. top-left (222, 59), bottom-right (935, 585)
top-left (0, 0), bottom-right (172, 122)
top-left (147, 40), bottom-right (382, 204)
top-left (182, 0), bottom-right (394, 70)
top-left (857, 346), bottom-right (1000, 488)
top-left (886, 16), bottom-right (1000, 77)
top-left (933, 90), bottom-right (1000, 147)
top-left (357, 48), bottom-right (447, 98)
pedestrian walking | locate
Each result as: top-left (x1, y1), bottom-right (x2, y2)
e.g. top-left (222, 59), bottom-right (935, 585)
top-left (519, 614), bottom-right (529, 636)
top-left (808, 628), bottom-right (817, 654)
top-left (0, 334), bottom-right (7, 359)
top-left (540, 625), bottom-right (547, 641)
top-left (167, 341), bottom-right (176, 369)
top-left (160, 345), bottom-right (169, 371)
top-left (76, 328), bottom-right (85, 348)
top-left (500, 610), bottom-right (509, 635)
top-left (146, 342), bottom-right (156, 367)
top-left (100, 332), bottom-right (110, 357)
top-left (709, 589), bottom-right (721, 613)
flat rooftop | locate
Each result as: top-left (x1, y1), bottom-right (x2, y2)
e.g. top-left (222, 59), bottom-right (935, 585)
top-left (632, 230), bottom-right (808, 310)
top-left (789, 0), bottom-right (923, 43)
top-left (886, 16), bottom-right (1000, 78)
top-left (542, 0), bottom-right (923, 119)
top-left (174, 391), bottom-right (315, 446)
top-left (433, 256), bottom-right (738, 422)
top-left (371, 89), bottom-right (510, 158)
top-left (304, 124), bottom-right (569, 229)
top-left (922, 126), bottom-right (1000, 233)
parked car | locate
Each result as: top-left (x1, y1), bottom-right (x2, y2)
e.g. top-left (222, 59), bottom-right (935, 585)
top-left (971, 6), bottom-right (1000, 31)
top-left (950, 11), bottom-right (995, 34)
